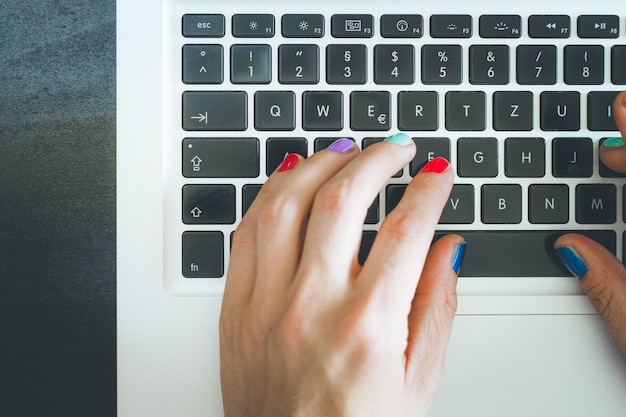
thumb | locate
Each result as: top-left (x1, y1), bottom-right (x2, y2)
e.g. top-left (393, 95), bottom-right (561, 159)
top-left (555, 234), bottom-right (626, 358)
top-left (404, 235), bottom-right (464, 394)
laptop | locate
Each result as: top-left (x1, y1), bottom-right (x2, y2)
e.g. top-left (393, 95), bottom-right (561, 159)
top-left (117, 0), bottom-right (626, 415)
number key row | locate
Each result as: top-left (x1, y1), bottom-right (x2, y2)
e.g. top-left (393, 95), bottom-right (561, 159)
top-left (183, 44), bottom-right (626, 85)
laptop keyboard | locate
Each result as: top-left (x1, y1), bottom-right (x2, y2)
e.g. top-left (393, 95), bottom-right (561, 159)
top-left (163, 9), bottom-right (626, 294)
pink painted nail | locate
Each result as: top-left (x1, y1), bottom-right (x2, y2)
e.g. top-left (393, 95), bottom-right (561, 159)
top-left (278, 153), bottom-right (300, 172)
top-left (422, 157), bottom-right (450, 174)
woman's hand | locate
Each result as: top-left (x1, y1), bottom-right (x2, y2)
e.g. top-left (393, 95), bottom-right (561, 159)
top-left (220, 134), bottom-right (465, 417)
top-left (556, 91), bottom-right (626, 358)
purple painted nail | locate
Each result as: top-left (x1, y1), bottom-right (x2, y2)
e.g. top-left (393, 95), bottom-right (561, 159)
top-left (327, 138), bottom-right (355, 154)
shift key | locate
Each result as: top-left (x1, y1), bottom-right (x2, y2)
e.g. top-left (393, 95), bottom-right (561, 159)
top-left (183, 91), bottom-right (247, 131)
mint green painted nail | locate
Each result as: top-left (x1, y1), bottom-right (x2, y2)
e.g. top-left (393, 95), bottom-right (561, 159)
top-left (383, 133), bottom-right (412, 146)
top-left (603, 137), bottom-right (625, 148)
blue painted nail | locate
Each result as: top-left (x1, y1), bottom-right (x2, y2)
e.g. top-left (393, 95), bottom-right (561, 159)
top-left (555, 247), bottom-right (588, 279)
top-left (327, 138), bottom-right (355, 154)
top-left (603, 137), bottom-right (624, 148)
top-left (383, 132), bottom-right (413, 146)
top-left (452, 242), bottom-right (467, 275)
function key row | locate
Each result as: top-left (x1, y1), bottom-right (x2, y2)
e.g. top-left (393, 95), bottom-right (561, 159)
top-left (182, 14), bottom-right (623, 39)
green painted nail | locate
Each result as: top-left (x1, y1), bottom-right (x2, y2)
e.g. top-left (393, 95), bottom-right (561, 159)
top-left (383, 133), bottom-right (412, 146)
top-left (603, 137), bottom-right (625, 148)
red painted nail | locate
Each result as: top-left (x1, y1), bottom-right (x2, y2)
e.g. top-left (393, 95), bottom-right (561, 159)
top-left (278, 153), bottom-right (300, 172)
top-left (422, 157), bottom-right (450, 174)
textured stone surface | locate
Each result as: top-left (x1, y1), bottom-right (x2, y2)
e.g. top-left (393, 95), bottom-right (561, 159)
top-left (0, 1), bottom-right (116, 416)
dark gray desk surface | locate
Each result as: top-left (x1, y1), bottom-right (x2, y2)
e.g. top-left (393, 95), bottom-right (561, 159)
top-left (0, 2), bottom-right (116, 416)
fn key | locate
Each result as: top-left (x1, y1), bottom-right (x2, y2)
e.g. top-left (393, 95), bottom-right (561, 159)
top-left (182, 232), bottom-right (224, 278)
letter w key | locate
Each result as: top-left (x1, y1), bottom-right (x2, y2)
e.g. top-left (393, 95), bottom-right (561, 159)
top-left (303, 91), bottom-right (343, 130)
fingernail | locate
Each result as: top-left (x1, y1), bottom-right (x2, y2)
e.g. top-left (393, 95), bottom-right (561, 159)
top-left (452, 242), bottom-right (467, 275)
top-left (278, 153), bottom-right (299, 172)
top-left (327, 138), bottom-right (356, 154)
top-left (383, 132), bottom-right (413, 146)
top-left (555, 247), bottom-right (588, 279)
top-left (422, 157), bottom-right (450, 174)
top-left (603, 137), bottom-right (624, 148)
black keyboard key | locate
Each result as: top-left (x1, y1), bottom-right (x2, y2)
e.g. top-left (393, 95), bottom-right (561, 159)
top-left (540, 91), bottom-right (580, 131)
top-left (326, 45), bottom-right (367, 84)
top-left (552, 137), bottom-right (593, 178)
top-left (528, 15), bottom-right (570, 38)
top-left (440, 184), bottom-right (475, 224)
top-left (230, 44), bottom-right (271, 84)
top-left (529, 184), bottom-right (569, 224)
top-left (254, 91), bottom-right (296, 131)
top-left (182, 138), bottom-right (259, 178)
top-left (457, 137), bottom-right (498, 177)
top-left (430, 15), bottom-right (472, 38)
top-left (469, 45), bottom-right (509, 85)
top-left (599, 138), bottom-right (626, 178)
top-left (409, 137), bottom-right (450, 175)
top-left (493, 91), bottom-right (533, 131)
top-left (365, 196), bottom-right (380, 225)
top-left (242, 184), bottom-right (262, 216)
top-left (381, 15), bottom-right (423, 38)
top-left (282, 14), bottom-right (324, 38)
top-left (505, 137), bottom-right (545, 178)
top-left (612, 46), bottom-right (626, 85)
top-left (445, 91), bottom-right (486, 131)
top-left (433, 230), bottom-right (615, 277)
top-left (266, 137), bottom-right (308, 175)
top-left (577, 15), bottom-right (619, 38)
top-left (182, 14), bottom-right (225, 38)
top-left (331, 14), bottom-right (374, 38)
top-left (421, 45), bottom-right (463, 84)
top-left (182, 184), bottom-right (236, 225)
top-left (359, 231), bottom-right (377, 265)
top-left (182, 44), bottom-right (223, 84)
top-left (587, 91), bottom-right (620, 131)
top-left (564, 45), bottom-right (604, 85)
top-left (302, 91), bottom-right (343, 131)
top-left (516, 45), bottom-right (557, 85)
top-left (232, 14), bottom-right (275, 38)
top-left (278, 44), bottom-right (319, 84)
top-left (398, 91), bottom-right (439, 131)
top-left (385, 184), bottom-right (406, 214)
top-left (182, 91), bottom-right (247, 131)
top-left (479, 15), bottom-right (521, 38)
top-left (385, 184), bottom-right (474, 224)
top-left (482, 184), bottom-right (522, 224)
top-left (576, 184), bottom-right (616, 224)
top-left (182, 232), bottom-right (224, 278)
top-left (374, 45), bottom-right (415, 84)
top-left (350, 91), bottom-right (391, 131)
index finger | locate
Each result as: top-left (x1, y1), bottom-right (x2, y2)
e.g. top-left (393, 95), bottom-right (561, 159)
top-left (599, 90), bottom-right (626, 173)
